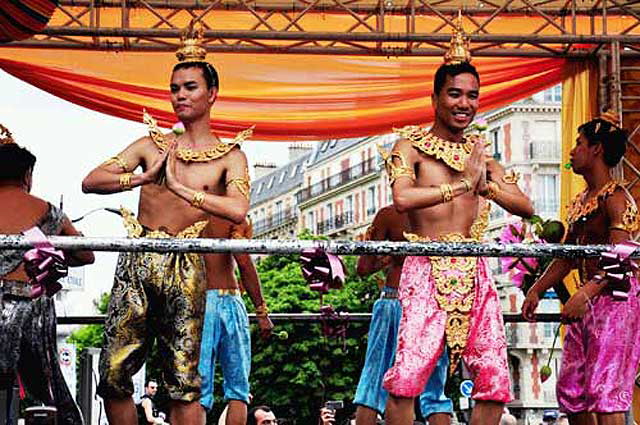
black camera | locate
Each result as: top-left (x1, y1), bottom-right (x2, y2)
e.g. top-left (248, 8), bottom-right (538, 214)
top-left (324, 400), bottom-right (344, 411)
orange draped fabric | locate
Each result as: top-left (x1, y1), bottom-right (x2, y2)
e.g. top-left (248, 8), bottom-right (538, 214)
top-left (0, 49), bottom-right (565, 140)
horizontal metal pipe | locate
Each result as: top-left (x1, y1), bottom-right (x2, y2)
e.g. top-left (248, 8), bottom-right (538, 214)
top-left (57, 0), bottom-right (639, 16)
top-left (39, 27), bottom-right (640, 43)
top-left (6, 41), bottom-right (604, 57)
top-left (56, 313), bottom-right (562, 324)
top-left (0, 234), bottom-right (621, 259)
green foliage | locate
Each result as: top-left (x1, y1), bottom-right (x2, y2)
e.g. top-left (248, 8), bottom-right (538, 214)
top-left (223, 248), bottom-right (384, 424)
top-left (67, 292), bottom-right (109, 351)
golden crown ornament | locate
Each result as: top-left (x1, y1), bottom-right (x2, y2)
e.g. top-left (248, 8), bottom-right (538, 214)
top-left (444, 11), bottom-right (471, 65)
top-left (175, 20), bottom-right (207, 63)
top-left (0, 124), bottom-right (15, 145)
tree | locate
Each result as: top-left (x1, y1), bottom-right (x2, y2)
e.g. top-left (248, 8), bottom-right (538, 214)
top-left (233, 232), bottom-right (384, 425)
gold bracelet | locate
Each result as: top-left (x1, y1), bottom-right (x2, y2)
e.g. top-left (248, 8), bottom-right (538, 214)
top-left (190, 191), bottom-right (206, 208)
top-left (439, 183), bottom-right (454, 203)
top-left (460, 178), bottom-right (472, 193)
top-left (483, 181), bottom-right (499, 200)
top-left (119, 173), bottom-right (133, 191)
top-left (255, 303), bottom-right (269, 317)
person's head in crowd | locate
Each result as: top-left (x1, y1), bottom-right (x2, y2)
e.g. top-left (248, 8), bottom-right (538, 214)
top-left (0, 143), bottom-right (35, 192)
top-left (247, 405), bottom-right (277, 425)
top-left (144, 379), bottom-right (158, 397)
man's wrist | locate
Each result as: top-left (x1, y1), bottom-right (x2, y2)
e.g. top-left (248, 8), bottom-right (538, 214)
top-left (255, 302), bottom-right (269, 317)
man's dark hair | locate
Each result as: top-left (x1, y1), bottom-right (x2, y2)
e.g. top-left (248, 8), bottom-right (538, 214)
top-left (0, 144), bottom-right (35, 182)
top-left (172, 61), bottom-right (219, 90)
top-left (433, 61), bottom-right (480, 95)
top-left (247, 405), bottom-right (272, 425)
top-left (578, 118), bottom-right (628, 167)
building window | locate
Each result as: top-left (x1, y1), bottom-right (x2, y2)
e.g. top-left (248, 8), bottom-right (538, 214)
top-left (275, 200), bottom-right (283, 217)
top-left (367, 186), bottom-right (377, 216)
top-left (346, 195), bottom-right (353, 214)
top-left (307, 211), bottom-right (315, 232)
top-left (279, 171), bottom-right (287, 184)
top-left (543, 84), bottom-right (562, 103)
top-left (535, 174), bottom-right (559, 217)
top-left (490, 128), bottom-right (501, 160)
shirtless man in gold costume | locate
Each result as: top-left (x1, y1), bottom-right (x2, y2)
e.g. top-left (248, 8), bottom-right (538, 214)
top-left (380, 21), bottom-right (534, 425)
top-left (82, 25), bottom-right (252, 425)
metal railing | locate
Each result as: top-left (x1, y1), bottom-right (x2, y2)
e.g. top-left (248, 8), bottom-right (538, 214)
top-left (56, 313), bottom-right (563, 325)
top-left (529, 140), bottom-right (561, 161)
top-left (254, 208), bottom-right (297, 235)
top-left (0, 235), bottom-right (622, 258)
top-left (296, 158), bottom-right (379, 203)
top-left (316, 211), bottom-right (354, 234)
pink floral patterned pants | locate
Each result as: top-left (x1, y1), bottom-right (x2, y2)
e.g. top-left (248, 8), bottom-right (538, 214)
top-left (557, 277), bottom-right (640, 413)
top-left (383, 256), bottom-right (512, 402)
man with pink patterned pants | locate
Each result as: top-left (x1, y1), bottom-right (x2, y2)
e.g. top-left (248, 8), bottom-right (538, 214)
top-left (383, 253), bottom-right (512, 403)
top-left (379, 56), bottom-right (534, 425)
top-left (523, 114), bottom-right (640, 425)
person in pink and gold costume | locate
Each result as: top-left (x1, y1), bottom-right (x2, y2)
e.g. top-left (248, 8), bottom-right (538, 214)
top-left (522, 111), bottom-right (640, 425)
top-left (380, 15), bottom-right (534, 425)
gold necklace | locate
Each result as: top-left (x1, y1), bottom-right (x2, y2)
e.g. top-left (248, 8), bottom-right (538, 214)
top-left (566, 180), bottom-right (619, 226)
top-left (394, 125), bottom-right (474, 172)
top-left (142, 110), bottom-right (253, 163)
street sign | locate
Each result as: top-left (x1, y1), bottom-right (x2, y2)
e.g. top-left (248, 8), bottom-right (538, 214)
top-left (460, 379), bottom-right (474, 398)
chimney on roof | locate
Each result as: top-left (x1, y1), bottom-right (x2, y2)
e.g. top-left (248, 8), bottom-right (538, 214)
top-left (253, 162), bottom-right (277, 179)
top-left (288, 144), bottom-right (313, 162)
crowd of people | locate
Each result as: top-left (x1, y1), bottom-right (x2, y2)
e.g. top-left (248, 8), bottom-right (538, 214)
top-left (1, 18), bottom-right (639, 425)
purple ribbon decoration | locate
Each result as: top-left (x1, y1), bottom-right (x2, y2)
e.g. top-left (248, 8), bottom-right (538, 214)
top-left (595, 241), bottom-right (640, 300)
top-left (319, 305), bottom-right (349, 346)
top-left (300, 246), bottom-right (345, 293)
top-left (23, 227), bottom-right (67, 298)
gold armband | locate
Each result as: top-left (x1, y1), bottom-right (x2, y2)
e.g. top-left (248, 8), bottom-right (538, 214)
top-left (611, 200), bottom-right (640, 234)
top-left (119, 173), bottom-right (133, 191)
top-left (460, 178), bottom-right (472, 193)
top-left (104, 155), bottom-right (129, 171)
top-left (377, 145), bottom-right (416, 186)
top-left (227, 177), bottom-right (251, 200)
top-left (255, 303), bottom-right (269, 317)
top-left (483, 181), bottom-right (499, 200)
top-left (440, 183), bottom-right (454, 203)
top-left (190, 191), bottom-right (206, 209)
top-left (502, 170), bottom-right (521, 185)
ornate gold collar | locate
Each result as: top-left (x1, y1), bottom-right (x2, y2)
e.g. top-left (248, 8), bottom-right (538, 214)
top-left (143, 110), bottom-right (253, 163)
top-left (566, 180), bottom-right (619, 226)
top-left (394, 125), bottom-right (473, 172)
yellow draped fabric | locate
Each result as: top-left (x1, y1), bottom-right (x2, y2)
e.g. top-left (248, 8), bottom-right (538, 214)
top-left (559, 60), bottom-right (598, 294)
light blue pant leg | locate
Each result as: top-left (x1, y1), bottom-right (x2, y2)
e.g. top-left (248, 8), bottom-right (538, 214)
top-left (354, 298), bottom-right (403, 413)
top-left (219, 297), bottom-right (251, 403)
top-left (198, 291), bottom-right (221, 410)
top-left (420, 349), bottom-right (453, 418)
top-left (354, 293), bottom-right (453, 416)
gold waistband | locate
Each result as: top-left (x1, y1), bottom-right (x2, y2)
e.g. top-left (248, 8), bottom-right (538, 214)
top-left (120, 207), bottom-right (206, 239)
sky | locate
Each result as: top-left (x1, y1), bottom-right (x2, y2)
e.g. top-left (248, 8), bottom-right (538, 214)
top-left (0, 69), bottom-right (292, 315)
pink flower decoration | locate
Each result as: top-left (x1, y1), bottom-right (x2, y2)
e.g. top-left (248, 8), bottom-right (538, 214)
top-left (172, 121), bottom-right (185, 135)
top-left (498, 222), bottom-right (539, 288)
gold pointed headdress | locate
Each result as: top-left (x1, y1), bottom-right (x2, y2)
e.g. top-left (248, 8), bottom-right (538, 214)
top-left (175, 20), bottom-right (207, 63)
top-left (0, 124), bottom-right (15, 145)
top-left (444, 11), bottom-right (471, 65)
top-left (599, 109), bottom-right (621, 130)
